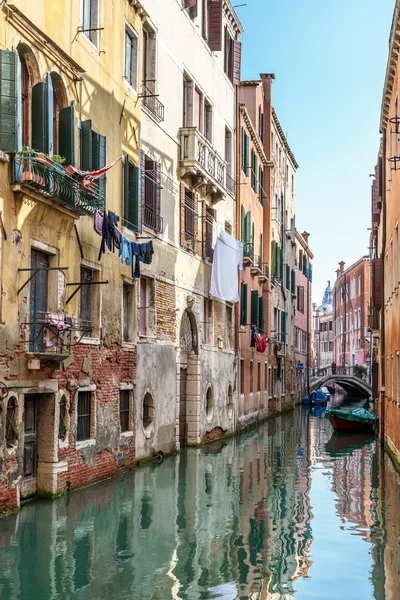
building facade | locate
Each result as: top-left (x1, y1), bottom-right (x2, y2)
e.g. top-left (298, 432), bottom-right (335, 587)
top-left (314, 281), bottom-right (333, 371)
top-left (332, 258), bottom-right (370, 369)
top-left (236, 82), bottom-right (270, 428)
top-left (294, 230), bottom-right (313, 398)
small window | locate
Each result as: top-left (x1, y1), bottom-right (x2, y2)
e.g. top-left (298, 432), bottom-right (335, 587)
top-left (82, 0), bottom-right (99, 46)
top-left (250, 360), bottom-right (253, 393)
top-left (77, 391), bottom-right (92, 442)
top-left (80, 266), bottom-right (98, 336)
top-left (119, 389), bottom-right (131, 433)
top-left (240, 359), bottom-right (245, 394)
top-left (139, 277), bottom-right (155, 337)
top-left (206, 386), bottom-right (213, 418)
top-left (224, 26), bottom-right (233, 80)
top-left (124, 26), bottom-right (138, 91)
top-left (204, 297), bottom-right (214, 345)
top-left (59, 396), bottom-right (67, 441)
top-left (227, 384), bottom-right (233, 419)
top-left (122, 282), bottom-right (135, 343)
top-left (6, 397), bottom-right (17, 447)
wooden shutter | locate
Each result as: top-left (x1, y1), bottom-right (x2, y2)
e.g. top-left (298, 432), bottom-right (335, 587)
top-left (59, 105), bottom-right (75, 166)
top-left (0, 50), bottom-right (19, 152)
top-left (245, 211), bottom-right (250, 244)
top-left (92, 131), bottom-right (106, 201)
top-left (286, 264), bottom-right (290, 290)
top-left (281, 311), bottom-right (286, 342)
top-left (194, 192), bottom-right (199, 253)
top-left (271, 241), bottom-right (276, 277)
top-left (251, 290), bottom-right (259, 327)
top-left (291, 269), bottom-right (295, 295)
top-left (80, 120), bottom-right (92, 170)
top-left (240, 282), bottom-right (247, 326)
top-left (258, 297), bottom-right (264, 331)
top-left (46, 73), bottom-right (54, 155)
top-left (129, 162), bottom-right (142, 233)
top-left (232, 40), bottom-right (241, 85)
top-left (241, 204), bottom-right (245, 242)
top-left (32, 82), bottom-right (46, 152)
top-left (180, 183), bottom-right (186, 246)
top-left (208, 0), bottom-right (223, 52)
top-left (155, 161), bottom-right (161, 215)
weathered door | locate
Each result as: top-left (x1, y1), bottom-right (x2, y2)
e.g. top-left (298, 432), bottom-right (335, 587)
top-left (179, 368), bottom-right (187, 444)
top-left (22, 395), bottom-right (38, 497)
top-left (29, 249), bottom-right (49, 352)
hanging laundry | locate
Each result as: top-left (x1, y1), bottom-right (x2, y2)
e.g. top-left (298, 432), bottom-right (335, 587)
top-left (98, 211), bottom-right (121, 260)
top-left (256, 334), bottom-right (267, 353)
top-left (250, 325), bottom-right (257, 348)
top-left (131, 242), bottom-right (141, 278)
top-left (94, 210), bottom-right (103, 236)
top-left (139, 240), bottom-right (154, 264)
top-left (210, 229), bottom-right (242, 303)
top-left (119, 236), bottom-right (133, 266)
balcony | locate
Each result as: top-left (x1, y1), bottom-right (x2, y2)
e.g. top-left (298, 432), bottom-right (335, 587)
top-left (13, 151), bottom-right (104, 216)
top-left (251, 255), bottom-right (262, 276)
top-left (243, 242), bottom-right (254, 266)
top-left (259, 264), bottom-right (269, 283)
top-left (180, 127), bottom-right (231, 201)
top-left (143, 204), bottom-right (163, 233)
top-left (141, 84), bottom-right (165, 123)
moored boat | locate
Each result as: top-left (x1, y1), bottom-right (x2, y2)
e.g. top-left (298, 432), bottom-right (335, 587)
top-left (325, 408), bottom-right (376, 432)
top-left (302, 389), bottom-right (328, 405)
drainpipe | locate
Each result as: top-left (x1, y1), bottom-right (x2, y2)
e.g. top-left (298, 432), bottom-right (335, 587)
top-left (380, 128), bottom-right (387, 446)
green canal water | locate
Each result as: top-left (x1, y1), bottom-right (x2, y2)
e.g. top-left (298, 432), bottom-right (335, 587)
top-left (0, 406), bottom-right (399, 600)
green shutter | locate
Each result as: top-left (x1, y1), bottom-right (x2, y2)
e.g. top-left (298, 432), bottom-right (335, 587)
top-left (59, 106), bottom-right (75, 166)
top-left (0, 50), bottom-right (19, 152)
top-left (240, 282), bottom-right (248, 326)
top-left (254, 154), bottom-right (258, 192)
top-left (285, 264), bottom-right (290, 290)
top-left (259, 232), bottom-right (263, 262)
top-left (259, 168), bottom-right (264, 205)
top-left (245, 211), bottom-right (251, 244)
top-left (244, 133), bottom-right (249, 175)
top-left (241, 127), bottom-right (245, 173)
top-left (271, 241), bottom-right (276, 277)
top-left (98, 134), bottom-right (106, 201)
top-left (251, 220), bottom-right (254, 247)
top-left (258, 297), bottom-right (264, 331)
top-left (46, 73), bottom-right (54, 155)
top-left (251, 290), bottom-right (259, 327)
top-left (309, 264), bottom-right (313, 282)
top-left (129, 163), bottom-right (142, 233)
top-left (281, 311), bottom-right (286, 343)
top-left (80, 120), bottom-right (92, 170)
top-left (291, 269), bottom-right (295, 295)
top-left (32, 82), bottom-right (46, 152)
top-left (276, 246), bottom-right (282, 280)
top-left (241, 204), bottom-right (245, 242)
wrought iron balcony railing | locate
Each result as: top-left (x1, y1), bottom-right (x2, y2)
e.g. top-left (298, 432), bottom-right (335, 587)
top-left (226, 172), bottom-right (236, 196)
top-left (143, 204), bottom-right (163, 233)
top-left (243, 242), bottom-right (254, 264)
top-left (141, 84), bottom-right (165, 123)
top-left (13, 151), bottom-right (105, 216)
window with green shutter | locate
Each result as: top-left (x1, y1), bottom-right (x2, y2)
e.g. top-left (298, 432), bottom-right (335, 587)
top-left (59, 106), bottom-right (75, 167)
top-left (80, 120), bottom-right (106, 201)
top-left (124, 158), bottom-right (142, 233)
top-left (271, 241), bottom-right (277, 277)
top-left (258, 296), bottom-right (264, 331)
top-left (251, 290), bottom-right (259, 327)
top-left (0, 49), bottom-right (19, 152)
top-left (291, 269), bottom-right (296, 295)
top-left (286, 264), bottom-right (290, 290)
top-left (259, 167), bottom-right (264, 205)
top-left (240, 282), bottom-right (248, 326)
top-left (242, 128), bottom-right (249, 175)
top-left (281, 311), bottom-right (287, 343)
top-left (251, 150), bottom-right (258, 192)
top-left (241, 204), bottom-right (245, 242)
top-left (309, 264), bottom-right (313, 282)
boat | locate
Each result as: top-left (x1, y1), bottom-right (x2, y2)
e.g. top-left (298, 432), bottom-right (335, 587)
top-left (326, 383), bottom-right (338, 394)
top-left (302, 389), bottom-right (328, 405)
top-left (325, 431), bottom-right (375, 456)
top-left (325, 407), bottom-right (376, 432)
top-left (320, 386), bottom-right (331, 399)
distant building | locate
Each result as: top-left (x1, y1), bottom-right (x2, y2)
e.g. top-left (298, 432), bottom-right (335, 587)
top-left (314, 281), bottom-right (334, 370)
top-left (294, 231), bottom-right (313, 398)
top-left (332, 259), bottom-right (370, 368)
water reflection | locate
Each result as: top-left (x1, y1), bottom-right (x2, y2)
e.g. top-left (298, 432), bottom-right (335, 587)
top-left (0, 409), bottom-right (399, 600)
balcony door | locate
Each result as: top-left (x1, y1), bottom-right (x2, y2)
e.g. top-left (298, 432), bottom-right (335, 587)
top-left (29, 250), bottom-right (49, 352)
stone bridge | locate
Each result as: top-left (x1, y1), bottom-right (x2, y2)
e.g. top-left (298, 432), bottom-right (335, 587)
top-left (309, 367), bottom-right (372, 397)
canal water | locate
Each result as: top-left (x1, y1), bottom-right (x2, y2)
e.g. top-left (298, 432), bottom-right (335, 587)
top-left (0, 405), bottom-right (399, 600)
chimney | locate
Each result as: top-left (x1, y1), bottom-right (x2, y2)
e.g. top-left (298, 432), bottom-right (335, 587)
top-left (339, 261), bottom-right (345, 273)
top-left (302, 231), bottom-right (310, 244)
top-left (336, 269), bottom-right (340, 278)
top-left (260, 73), bottom-right (275, 160)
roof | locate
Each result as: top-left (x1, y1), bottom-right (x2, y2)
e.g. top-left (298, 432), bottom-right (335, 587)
top-left (295, 229), bottom-right (314, 258)
top-left (272, 108), bottom-right (299, 169)
top-left (380, 0), bottom-right (400, 131)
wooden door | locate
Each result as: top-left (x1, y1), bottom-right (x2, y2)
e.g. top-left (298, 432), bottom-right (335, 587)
top-left (179, 368), bottom-right (187, 444)
top-left (29, 250), bottom-right (49, 352)
top-left (23, 395), bottom-right (38, 489)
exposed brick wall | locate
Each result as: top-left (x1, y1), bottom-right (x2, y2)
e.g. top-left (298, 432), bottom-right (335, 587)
top-left (213, 301), bottom-right (225, 348)
top-left (156, 280), bottom-right (176, 341)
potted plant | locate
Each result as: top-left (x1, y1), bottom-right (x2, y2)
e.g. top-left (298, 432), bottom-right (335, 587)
top-left (19, 146), bottom-right (45, 187)
top-left (353, 365), bottom-right (367, 379)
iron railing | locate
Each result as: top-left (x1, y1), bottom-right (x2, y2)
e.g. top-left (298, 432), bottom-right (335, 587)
top-left (226, 172), bottom-right (236, 196)
top-left (264, 265), bottom-right (270, 280)
top-left (243, 242), bottom-right (254, 262)
top-left (253, 255), bottom-right (262, 272)
top-left (23, 312), bottom-right (93, 358)
top-left (143, 204), bottom-right (163, 233)
top-left (141, 84), bottom-right (165, 123)
top-left (13, 151), bottom-right (104, 216)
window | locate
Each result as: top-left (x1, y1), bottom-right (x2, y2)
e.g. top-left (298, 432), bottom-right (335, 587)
top-left (225, 128), bottom-right (233, 179)
top-left (240, 359), bottom-right (245, 394)
top-left (82, 0), bottom-right (99, 46)
top-left (226, 305), bottom-right (234, 349)
top-left (268, 367), bottom-right (272, 395)
top-left (19, 52), bottom-right (30, 147)
top-left (123, 157), bottom-right (141, 232)
top-left (183, 0), bottom-right (198, 18)
top-left (122, 282), bottom-right (135, 343)
top-left (80, 267), bottom-right (93, 330)
top-left (206, 386), bottom-right (214, 418)
top-left (264, 363), bottom-right (268, 392)
top-left (194, 87), bottom-right (202, 130)
top-left (59, 395), bottom-right (67, 441)
top-left (139, 277), bottom-right (155, 337)
top-left (257, 362), bottom-right (261, 392)
top-left (251, 150), bottom-right (258, 192)
top-left (141, 151), bottom-right (162, 232)
top-left (251, 290), bottom-right (259, 327)
top-left (6, 397), bottom-right (17, 447)
top-left (77, 391), bottom-right (92, 442)
top-left (204, 0), bottom-right (223, 51)
top-left (297, 286), bottom-right (305, 313)
top-left (80, 120), bottom-right (106, 199)
top-left (142, 25), bottom-right (156, 93)
top-left (143, 392), bottom-right (155, 430)
top-left (258, 105), bottom-right (264, 142)
top-left (242, 128), bottom-right (249, 175)
top-left (180, 186), bottom-right (198, 251)
top-left (119, 389), bottom-right (131, 433)
top-left (203, 204), bottom-right (215, 261)
top-left (250, 361), bottom-right (253, 393)
top-left (124, 25), bottom-right (138, 91)
top-left (224, 26), bottom-right (233, 80)
top-left (240, 282), bottom-right (248, 326)
top-left (298, 250), bottom-right (303, 272)
top-left (204, 297), bottom-right (214, 344)
top-left (259, 167), bottom-right (264, 204)
top-left (204, 101), bottom-right (213, 143)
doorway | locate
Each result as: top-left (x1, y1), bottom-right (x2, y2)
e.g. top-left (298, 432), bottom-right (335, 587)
top-left (179, 367), bottom-right (187, 445)
top-left (22, 394), bottom-right (38, 498)
top-left (29, 249), bottom-right (49, 352)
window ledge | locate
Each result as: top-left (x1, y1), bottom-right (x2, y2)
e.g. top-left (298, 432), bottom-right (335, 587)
top-left (121, 341), bottom-right (136, 350)
top-left (120, 431), bottom-right (134, 439)
top-left (138, 335), bottom-right (157, 342)
top-left (76, 439), bottom-right (96, 449)
top-left (81, 31), bottom-right (100, 51)
top-left (0, 150), bottom-right (9, 163)
top-left (79, 337), bottom-right (100, 346)
top-left (123, 77), bottom-right (138, 97)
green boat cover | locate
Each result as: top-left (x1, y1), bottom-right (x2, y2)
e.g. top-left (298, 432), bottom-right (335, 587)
top-left (325, 408), bottom-right (376, 424)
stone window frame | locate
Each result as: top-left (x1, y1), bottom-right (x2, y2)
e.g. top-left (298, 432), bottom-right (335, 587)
top-left (79, 259), bottom-right (102, 344)
top-left (58, 390), bottom-right (70, 449)
top-left (75, 384), bottom-right (96, 449)
top-left (119, 383), bottom-right (134, 438)
top-left (142, 389), bottom-right (155, 439)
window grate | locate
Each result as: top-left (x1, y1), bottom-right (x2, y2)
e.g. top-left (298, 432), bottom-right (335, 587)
top-left (77, 391), bottom-right (91, 441)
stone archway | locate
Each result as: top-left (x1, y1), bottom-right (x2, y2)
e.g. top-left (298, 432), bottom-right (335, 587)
top-left (179, 308), bottom-right (198, 354)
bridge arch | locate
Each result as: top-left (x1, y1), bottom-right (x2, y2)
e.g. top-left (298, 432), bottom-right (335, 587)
top-left (310, 374), bottom-right (371, 397)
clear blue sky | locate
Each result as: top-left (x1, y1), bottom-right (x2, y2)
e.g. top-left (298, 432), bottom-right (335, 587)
top-left (238, 0), bottom-right (394, 305)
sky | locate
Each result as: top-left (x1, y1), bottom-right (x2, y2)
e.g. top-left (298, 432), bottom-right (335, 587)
top-left (238, 0), bottom-right (394, 306)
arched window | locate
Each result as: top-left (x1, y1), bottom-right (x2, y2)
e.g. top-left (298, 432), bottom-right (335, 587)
top-left (227, 384), bottom-right (233, 419)
top-left (19, 53), bottom-right (30, 146)
top-left (143, 393), bottom-right (154, 430)
top-left (6, 397), bottom-right (17, 447)
top-left (59, 395), bottom-right (67, 441)
top-left (206, 386), bottom-right (213, 419)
